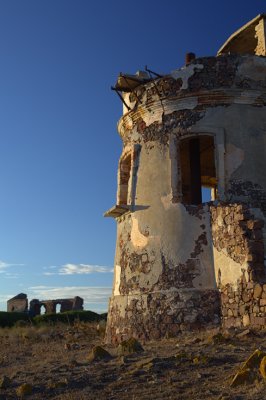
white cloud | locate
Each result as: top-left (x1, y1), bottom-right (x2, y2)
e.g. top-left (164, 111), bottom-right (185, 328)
top-left (28, 286), bottom-right (112, 304)
top-left (43, 263), bottom-right (113, 276)
top-left (59, 264), bottom-right (113, 275)
top-left (0, 260), bottom-right (25, 278)
top-left (0, 261), bottom-right (9, 269)
top-left (0, 260), bottom-right (24, 270)
top-left (4, 273), bottom-right (19, 279)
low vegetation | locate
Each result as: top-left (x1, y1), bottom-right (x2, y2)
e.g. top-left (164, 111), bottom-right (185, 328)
top-left (0, 310), bottom-right (106, 328)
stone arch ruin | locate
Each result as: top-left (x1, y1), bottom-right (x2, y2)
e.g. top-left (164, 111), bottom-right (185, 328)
top-left (7, 294), bottom-right (84, 316)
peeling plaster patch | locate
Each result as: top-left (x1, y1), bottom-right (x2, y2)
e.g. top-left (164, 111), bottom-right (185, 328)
top-left (213, 247), bottom-right (247, 289)
top-left (171, 64), bottom-right (204, 89)
top-left (226, 143), bottom-right (244, 175)
top-left (138, 104), bottom-right (163, 126)
top-left (162, 97), bottom-right (198, 112)
top-left (237, 57), bottom-right (266, 82)
top-left (131, 216), bottom-right (149, 248)
top-left (131, 130), bottom-right (141, 142)
top-left (120, 247), bottom-right (162, 293)
top-left (114, 265), bottom-right (121, 296)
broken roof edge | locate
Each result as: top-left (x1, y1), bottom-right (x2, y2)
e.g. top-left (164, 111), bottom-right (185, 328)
top-left (217, 14), bottom-right (266, 55)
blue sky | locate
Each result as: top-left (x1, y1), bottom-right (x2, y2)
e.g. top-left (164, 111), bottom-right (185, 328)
top-left (0, 0), bottom-right (264, 312)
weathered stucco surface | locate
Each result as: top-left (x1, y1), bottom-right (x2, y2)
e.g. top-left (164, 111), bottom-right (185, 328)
top-left (105, 16), bottom-right (266, 343)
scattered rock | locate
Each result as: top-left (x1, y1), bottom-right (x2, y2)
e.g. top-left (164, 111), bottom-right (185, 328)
top-left (117, 338), bottom-right (144, 356)
top-left (47, 379), bottom-right (68, 389)
top-left (211, 332), bottom-right (228, 344)
top-left (259, 355), bottom-right (266, 379)
top-left (87, 346), bottom-right (112, 362)
top-left (16, 383), bottom-right (33, 397)
top-left (242, 348), bottom-right (266, 370)
top-left (64, 343), bottom-right (71, 350)
top-left (192, 355), bottom-right (208, 364)
top-left (236, 329), bottom-right (251, 338)
top-left (0, 375), bottom-right (11, 389)
top-left (254, 284), bottom-right (263, 299)
top-left (230, 349), bottom-right (266, 387)
top-left (230, 368), bottom-right (256, 387)
top-left (175, 352), bottom-right (189, 361)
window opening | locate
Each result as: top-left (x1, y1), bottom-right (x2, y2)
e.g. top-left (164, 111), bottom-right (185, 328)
top-left (56, 304), bottom-right (61, 314)
top-left (40, 305), bottom-right (46, 315)
top-left (118, 154), bottom-right (131, 205)
top-left (180, 136), bottom-right (217, 205)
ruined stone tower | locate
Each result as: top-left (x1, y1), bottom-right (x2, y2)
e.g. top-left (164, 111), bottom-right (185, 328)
top-left (105, 15), bottom-right (266, 343)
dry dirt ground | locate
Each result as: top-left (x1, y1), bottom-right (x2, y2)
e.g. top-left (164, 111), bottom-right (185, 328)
top-left (1, 322), bottom-right (266, 399)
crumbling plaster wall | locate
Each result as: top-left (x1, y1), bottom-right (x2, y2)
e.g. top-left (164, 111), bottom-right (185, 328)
top-left (106, 54), bottom-right (266, 342)
top-left (107, 141), bottom-right (219, 342)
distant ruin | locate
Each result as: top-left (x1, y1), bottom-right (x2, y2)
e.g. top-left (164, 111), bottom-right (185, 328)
top-left (105, 14), bottom-right (266, 343)
top-left (7, 293), bottom-right (83, 316)
top-left (7, 293), bottom-right (28, 313)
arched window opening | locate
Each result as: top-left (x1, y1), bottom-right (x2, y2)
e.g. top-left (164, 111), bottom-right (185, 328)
top-left (118, 153), bottom-right (131, 205)
top-left (180, 136), bottom-right (217, 205)
top-left (40, 304), bottom-right (46, 315)
top-left (56, 304), bottom-right (61, 314)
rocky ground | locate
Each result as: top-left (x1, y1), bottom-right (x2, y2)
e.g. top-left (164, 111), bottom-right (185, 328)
top-left (0, 322), bottom-right (266, 399)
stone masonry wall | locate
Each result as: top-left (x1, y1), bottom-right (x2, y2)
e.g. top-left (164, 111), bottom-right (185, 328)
top-left (210, 203), bottom-right (266, 330)
top-left (106, 289), bottom-right (220, 344)
top-left (221, 281), bottom-right (266, 329)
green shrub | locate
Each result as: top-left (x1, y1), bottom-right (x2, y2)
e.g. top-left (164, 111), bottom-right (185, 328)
top-left (100, 312), bottom-right (108, 320)
top-left (0, 310), bottom-right (106, 328)
top-left (0, 311), bottom-right (30, 328)
top-left (33, 310), bottom-right (103, 325)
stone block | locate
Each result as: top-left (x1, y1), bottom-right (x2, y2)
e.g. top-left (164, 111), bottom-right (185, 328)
top-left (239, 304), bottom-right (248, 315)
top-left (260, 299), bottom-right (266, 306)
top-left (243, 314), bottom-right (250, 327)
top-left (228, 309), bottom-right (234, 317)
top-left (254, 284), bottom-right (263, 299)
top-left (233, 309), bottom-right (239, 317)
top-left (253, 305), bottom-right (260, 313)
top-left (223, 317), bottom-right (235, 329)
top-left (242, 292), bottom-right (250, 303)
top-left (250, 315), bottom-right (266, 326)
